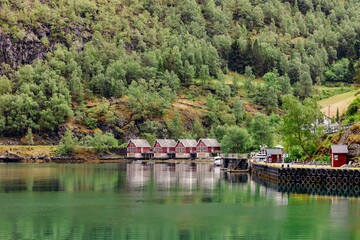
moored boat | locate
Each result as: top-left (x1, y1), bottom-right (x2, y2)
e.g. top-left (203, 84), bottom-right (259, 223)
top-left (214, 156), bottom-right (223, 166)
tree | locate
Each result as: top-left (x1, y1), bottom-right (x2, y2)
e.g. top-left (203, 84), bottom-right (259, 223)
top-left (57, 129), bottom-right (78, 156)
top-left (23, 128), bottom-right (34, 145)
top-left (232, 97), bottom-right (245, 124)
top-left (253, 84), bottom-right (278, 113)
top-left (249, 114), bottom-right (273, 148)
top-left (354, 63), bottom-right (360, 84)
top-left (0, 76), bottom-right (12, 95)
top-left (209, 124), bottom-right (227, 142)
top-left (166, 111), bottom-right (184, 139)
top-left (83, 131), bottom-right (118, 154)
top-left (324, 58), bottom-right (355, 83)
top-left (244, 66), bottom-right (255, 79)
top-left (191, 118), bottom-right (206, 139)
top-left (280, 95), bottom-right (323, 160)
top-left (244, 66), bottom-right (255, 94)
top-left (221, 126), bottom-right (251, 153)
top-left (228, 39), bottom-right (244, 73)
top-left (278, 74), bottom-right (292, 95)
top-left (183, 60), bottom-right (195, 85)
top-left (295, 64), bottom-right (312, 99)
top-left (346, 97), bottom-right (360, 122)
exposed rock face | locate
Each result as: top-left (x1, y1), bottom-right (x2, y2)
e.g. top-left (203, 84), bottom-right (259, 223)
top-left (0, 31), bottom-right (52, 72)
top-left (349, 143), bottom-right (360, 159)
top-left (338, 124), bottom-right (360, 160)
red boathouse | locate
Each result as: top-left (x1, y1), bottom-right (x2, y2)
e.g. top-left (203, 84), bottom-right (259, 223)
top-left (196, 138), bottom-right (221, 158)
top-left (153, 139), bottom-right (177, 159)
top-left (330, 145), bottom-right (348, 167)
top-left (175, 139), bottom-right (197, 159)
top-left (265, 148), bottom-right (283, 163)
top-left (127, 139), bottom-right (152, 159)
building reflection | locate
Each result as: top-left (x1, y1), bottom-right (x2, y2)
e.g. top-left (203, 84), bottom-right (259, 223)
top-left (125, 162), bottom-right (289, 205)
top-left (126, 163), bottom-right (222, 191)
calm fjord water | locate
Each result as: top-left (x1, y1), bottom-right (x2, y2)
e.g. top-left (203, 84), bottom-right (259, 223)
top-left (0, 163), bottom-right (359, 240)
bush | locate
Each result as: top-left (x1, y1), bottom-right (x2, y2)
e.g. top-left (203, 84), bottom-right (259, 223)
top-left (82, 131), bottom-right (118, 154)
top-left (57, 129), bottom-right (78, 156)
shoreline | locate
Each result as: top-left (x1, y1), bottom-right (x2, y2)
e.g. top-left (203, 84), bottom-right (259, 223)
top-left (0, 158), bottom-right (216, 164)
top-left (0, 145), bottom-right (216, 164)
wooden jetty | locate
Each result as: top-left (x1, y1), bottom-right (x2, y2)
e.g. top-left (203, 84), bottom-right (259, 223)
top-left (220, 154), bottom-right (249, 173)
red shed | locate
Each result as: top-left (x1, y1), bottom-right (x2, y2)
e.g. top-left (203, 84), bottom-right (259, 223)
top-left (175, 139), bottom-right (197, 159)
top-left (127, 139), bottom-right (152, 159)
top-left (153, 139), bottom-right (177, 159)
top-left (266, 148), bottom-right (283, 163)
top-left (330, 145), bottom-right (348, 167)
top-left (196, 138), bottom-right (221, 158)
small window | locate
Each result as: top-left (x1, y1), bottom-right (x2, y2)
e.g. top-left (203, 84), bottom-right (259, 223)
top-left (334, 155), bottom-right (338, 160)
top-left (177, 147), bottom-right (184, 153)
top-left (128, 147), bottom-right (136, 153)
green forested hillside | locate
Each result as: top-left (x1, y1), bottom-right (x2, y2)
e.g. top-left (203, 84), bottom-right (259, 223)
top-left (0, 0), bottom-right (359, 156)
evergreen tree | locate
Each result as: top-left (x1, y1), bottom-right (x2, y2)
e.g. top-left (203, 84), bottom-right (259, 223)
top-left (228, 40), bottom-right (243, 73)
top-left (57, 129), bottom-right (78, 156)
top-left (24, 128), bottom-right (34, 145)
top-left (192, 118), bottom-right (206, 139)
top-left (166, 111), bottom-right (185, 139)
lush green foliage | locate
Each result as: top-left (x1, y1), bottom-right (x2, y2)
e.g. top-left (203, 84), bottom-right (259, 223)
top-left (344, 97), bottom-right (360, 123)
top-left (249, 114), bottom-right (274, 148)
top-left (23, 128), bottom-right (34, 145)
top-left (0, 0), bottom-right (359, 148)
top-left (82, 131), bottom-right (118, 154)
top-left (280, 95), bottom-right (324, 159)
top-left (221, 126), bottom-right (251, 153)
top-left (57, 129), bottom-right (78, 156)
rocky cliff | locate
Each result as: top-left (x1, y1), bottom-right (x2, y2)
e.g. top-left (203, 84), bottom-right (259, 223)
top-left (338, 124), bottom-right (360, 161)
top-left (0, 31), bottom-right (50, 71)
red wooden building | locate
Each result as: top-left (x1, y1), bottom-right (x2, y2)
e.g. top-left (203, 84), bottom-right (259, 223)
top-left (175, 139), bottom-right (197, 159)
top-left (153, 139), bottom-right (177, 159)
top-left (265, 148), bottom-right (283, 163)
top-left (330, 145), bottom-right (348, 167)
top-left (196, 138), bottom-right (221, 158)
top-left (127, 139), bottom-right (152, 159)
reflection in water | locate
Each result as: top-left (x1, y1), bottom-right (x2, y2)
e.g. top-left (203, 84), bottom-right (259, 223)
top-left (127, 163), bottom-right (222, 191)
top-left (0, 163), bottom-right (359, 239)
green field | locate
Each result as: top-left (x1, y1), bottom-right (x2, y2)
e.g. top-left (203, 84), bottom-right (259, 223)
top-left (318, 90), bottom-right (359, 117)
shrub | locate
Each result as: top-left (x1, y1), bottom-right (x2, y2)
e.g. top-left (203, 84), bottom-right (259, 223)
top-left (57, 129), bottom-right (78, 156)
top-left (82, 131), bottom-right (118, 154)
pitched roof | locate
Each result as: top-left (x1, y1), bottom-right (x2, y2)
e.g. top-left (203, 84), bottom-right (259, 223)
top-left (198, 138), bottom-right (220, 147)
top-left (128, 139), bottom-right (151, 148)
top-left (154, 139), bottom-right (177, 148)
top-left (266, 148), bottom-right (283, 155)
top-left (177, 139), bottom-right (197, 148)
top-left (331, 145), bottom-right (348, 154)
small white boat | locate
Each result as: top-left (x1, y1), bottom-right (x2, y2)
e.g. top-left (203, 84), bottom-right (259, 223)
top-left (254, 152), bottom-right (266, 162)
top-left (214, 156), bottom-right (223, 166)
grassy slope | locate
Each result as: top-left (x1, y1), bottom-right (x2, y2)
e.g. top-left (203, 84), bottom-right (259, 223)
top-left (0, 145), bottom-right (97, 158)
top-left (318, 89), bottom-right (359, 117)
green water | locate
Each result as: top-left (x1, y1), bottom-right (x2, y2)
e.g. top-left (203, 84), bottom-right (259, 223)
top-left (0, 163), bottom-right (359, 240)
